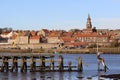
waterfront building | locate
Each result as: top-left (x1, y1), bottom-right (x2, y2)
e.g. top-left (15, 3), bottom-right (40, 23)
top-left (47, 31), bottom-right (61, 43)
top-left (29, 36), bottom-right (40, 44)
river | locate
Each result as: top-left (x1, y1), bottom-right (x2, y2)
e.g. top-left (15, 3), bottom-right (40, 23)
top-left (0, 53), bottom-right (120, 80)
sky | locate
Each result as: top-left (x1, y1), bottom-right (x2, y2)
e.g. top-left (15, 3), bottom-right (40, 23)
top-left (0, 0), bottom-right (120, 31)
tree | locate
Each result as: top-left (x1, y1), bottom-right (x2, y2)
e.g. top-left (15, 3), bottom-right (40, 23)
top-left (92, 27), bottom-right (97, 32)
top-left (0, 28), bottom-right (2, 34)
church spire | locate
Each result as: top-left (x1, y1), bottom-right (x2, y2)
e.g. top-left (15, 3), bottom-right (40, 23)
top-left (86, 14), bottom-right (92, 29)
top-left (88, 14), bottom-right (90, 19)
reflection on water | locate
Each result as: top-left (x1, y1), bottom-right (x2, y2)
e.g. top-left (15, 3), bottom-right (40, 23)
top-left (0, 54), bottom-right (120, 80)
top-left (0, 71), bottom-right (110, 80)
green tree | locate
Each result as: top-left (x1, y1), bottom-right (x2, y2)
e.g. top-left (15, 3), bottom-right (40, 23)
top-left (92, 27), bottom-right (97, 32)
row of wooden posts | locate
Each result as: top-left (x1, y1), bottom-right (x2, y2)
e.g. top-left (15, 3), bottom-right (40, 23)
top-left (0, 55), bottom-right (83, 72)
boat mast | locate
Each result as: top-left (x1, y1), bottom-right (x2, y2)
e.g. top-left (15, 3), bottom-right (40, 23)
top-left (97, 32), bottom-right (99, 53)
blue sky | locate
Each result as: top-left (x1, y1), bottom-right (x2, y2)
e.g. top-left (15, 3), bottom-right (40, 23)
top-left (0, 0), bottom-right (120, 30)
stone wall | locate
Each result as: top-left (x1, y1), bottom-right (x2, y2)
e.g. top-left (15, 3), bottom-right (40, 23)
top-left (0, 43), bottom-right (58, 49)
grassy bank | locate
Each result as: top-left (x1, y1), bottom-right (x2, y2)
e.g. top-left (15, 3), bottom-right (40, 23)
top-left (0, 48), bottom-right (90, 54)
top-left (89, 47), bottom-right (120, 54)
top-left (0, 47), bottom-right (120, 54)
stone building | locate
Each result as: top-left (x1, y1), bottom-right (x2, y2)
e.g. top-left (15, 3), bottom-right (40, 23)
top-left (29, 36), bottom-right (40, 44)
top-left (8, 32), bottom-right (29, 44)
top-left (47, 31), bottom-right (61, 43)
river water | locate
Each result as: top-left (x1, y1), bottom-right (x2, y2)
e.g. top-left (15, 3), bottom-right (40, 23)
top-left (0, 53), bottom-right (120, 80)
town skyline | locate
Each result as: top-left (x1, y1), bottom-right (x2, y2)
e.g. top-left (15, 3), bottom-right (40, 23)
top-left (0, 14), bottom-right (120, 31)
top-left (0, 14), bottom-right (120, 54)
top-left (0, 14), bottom-right (120, 49)
top-left (0, 0), bottom-right (120, 30)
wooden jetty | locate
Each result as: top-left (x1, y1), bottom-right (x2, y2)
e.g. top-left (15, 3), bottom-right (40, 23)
top-left (0, 53), bottom-right (83, 72)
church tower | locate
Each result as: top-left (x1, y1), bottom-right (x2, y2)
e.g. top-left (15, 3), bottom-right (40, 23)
top-left (83, 14), bottom-right (93, 33)
top-left (86, 14), bottom-right (92, 29)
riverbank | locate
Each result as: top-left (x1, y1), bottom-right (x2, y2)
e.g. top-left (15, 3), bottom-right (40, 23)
top-left (0, 47), bottom-right (120, 54)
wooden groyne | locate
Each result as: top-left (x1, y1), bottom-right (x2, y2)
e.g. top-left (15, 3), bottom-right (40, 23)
top-left (0, 53), bottom-right (83, 72)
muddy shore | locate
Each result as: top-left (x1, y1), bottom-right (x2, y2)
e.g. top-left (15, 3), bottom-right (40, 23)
top-left (101, 74), bottom-right (120, 79)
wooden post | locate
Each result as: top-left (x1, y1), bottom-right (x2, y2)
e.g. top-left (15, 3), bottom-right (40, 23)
top-left (97, 52), bottom-right (101, 71)
top-left (20, 56), bottom-right (27, 72)
top-left (39, 56), bottom-right (42, 71)
top-left (39, 56), bottom-right (45, 71)
top-left (49, 56), bottom-right (54, 70)
top-left (42, 56), bottom-right (45, 69)
top-left (98, 60), bottom-right (100, 71)
top-left (14, 57), bottom-right (18, 71)
top-left (10, 56), bottom-right (15, 72)
top-left (20, 56), bottom-right (24, 72)
top-left (24, 56), bottom-right (27, 72)
top-left (102, 59), bottom-right (109, 72)
top-left (1, 56), bottom-right (5, 72)
top-left (78, 57), bottom-right (83, 72)
top-left (68, 61), bottom-right (72, 71)
top-left (10, 56), bottom-right (18, 72)
top-left (58, 55), bottom-right (63, 71)
top-left (30, 56), bottom-right (36, 72)
top-left (30, 56), bottom-right (33, 71)
top-left (4, 57), bottom-right (9, 72)
top-left (97, 52), bottom-right (109, 71)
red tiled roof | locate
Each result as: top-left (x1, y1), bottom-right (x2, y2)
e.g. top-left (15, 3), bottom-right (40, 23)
top-left (76, 33), bottom-right (97, 37)
top-left (42, 29), bottom-right (49, 33)
top-left (76, 33), bottom-right (108, 37)
top-left (48, 32), bottom-right (59, 37)
top-left (30, 31), bottom-right (37, 36)
top-left (62, 32), bottom-right (73, 37)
